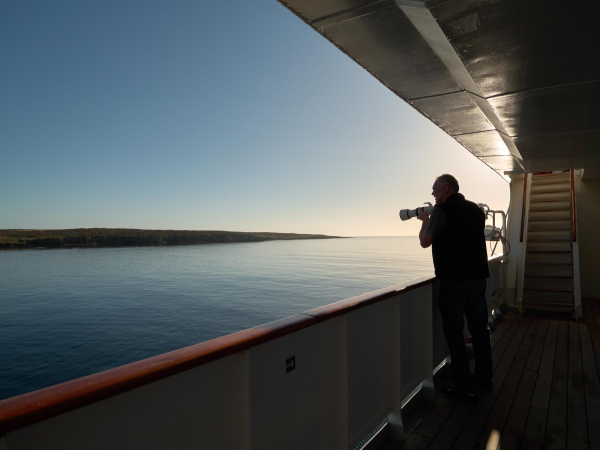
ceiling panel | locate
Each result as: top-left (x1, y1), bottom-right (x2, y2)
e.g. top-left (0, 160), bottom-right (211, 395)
top-left (515, 131), bottom-right (600, 160)
top-left (431, 0), bottom-right (600, 97)
top-left (319, 5), bottom-right (462, 99)
top-left (479, 155), bottom-right (523, 172)
top-left (412, 91), bottom-right (494, 135)
top-left (455, 130), bottom-right (518, 158)
top-left (519, 157), bottom-right (596, 174)
top-left (280, 0), bottom-right (376, 22)
top-left (282, 0), bottom-right (600, 177)
top-left (489, 81), bottom-right (600, 137)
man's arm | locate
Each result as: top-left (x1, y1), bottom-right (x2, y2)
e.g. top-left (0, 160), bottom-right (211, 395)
top-left (418, 205), bottom-right (445, 248)
top-left (418, 209), bottom-right (434, 248)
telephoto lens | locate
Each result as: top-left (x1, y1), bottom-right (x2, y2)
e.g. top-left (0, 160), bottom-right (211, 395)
top-left (399, 203), bottom-right (433, 221)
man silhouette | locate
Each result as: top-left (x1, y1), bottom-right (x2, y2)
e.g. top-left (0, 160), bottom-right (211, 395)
top-left (418, 174), bottom-right (493, 397)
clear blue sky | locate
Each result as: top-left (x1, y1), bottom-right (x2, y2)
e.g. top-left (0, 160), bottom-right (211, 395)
top-left (0, 1), bottom-right (508, 236)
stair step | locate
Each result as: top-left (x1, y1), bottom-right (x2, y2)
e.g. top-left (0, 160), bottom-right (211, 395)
top-left (530, 185), bottom-right (571, 194)
top-left (528, 210), bottom-right (571, 221)
top-left (527, 241), bottom-right (572, 252)
top-left (528, 240), bottom-right (572, 243)
top-left (524, 286), bottom-right (574, 293)
top-left (526, 253), bottom-right (572, 264)
top-left (524, 300), bottom-right (575, 307)
top-left (531, 173), bottom-right (571, 184)
top-left (525, 275), bottom-right (573, 279)
top-left (523, 290), bottom-right (574, 303)
top-left (524, 277), bottom-right (574, 290)
top-left (528, 230), bottom-right (572, 241)
top-left (522, 302), bottom-right (575, 314)
top-left (528, 250), bottom-right (572, 254)
top-left (530, 192), bottom-right (571, 202)
top-left (528, 219), bottom-right (572, 230)
top-left (526, 262), bottom-right (572, 266)
top-left (524, 265), bottom-right (573, 277)
top-left (529, 206), bottom-right (571, 213)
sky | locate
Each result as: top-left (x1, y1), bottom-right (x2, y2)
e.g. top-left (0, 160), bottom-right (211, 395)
top-left (0, 1), bottom-right (509, 237)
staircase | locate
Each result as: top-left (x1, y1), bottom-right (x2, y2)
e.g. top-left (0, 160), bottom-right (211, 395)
top-left (522, 172), bottom-right (579, 315)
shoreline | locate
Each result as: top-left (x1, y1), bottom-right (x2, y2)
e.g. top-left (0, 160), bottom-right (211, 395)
top-left (0, 229), bottom-right (346, 250)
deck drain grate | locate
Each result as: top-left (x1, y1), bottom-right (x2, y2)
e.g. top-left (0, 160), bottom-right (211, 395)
top-left (353, 417), bottom-right (388, 450)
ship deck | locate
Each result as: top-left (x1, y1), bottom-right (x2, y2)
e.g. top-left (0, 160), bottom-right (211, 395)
top-left (397, 299), bottom-right (600, 450)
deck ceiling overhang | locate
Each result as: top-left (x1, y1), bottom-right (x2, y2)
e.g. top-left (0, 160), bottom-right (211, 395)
top-left (279, 0), bottom-right (600, 180)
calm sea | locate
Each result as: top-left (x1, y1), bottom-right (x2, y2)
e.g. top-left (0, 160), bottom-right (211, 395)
top-left (0, 236), bottom-right (437, 400)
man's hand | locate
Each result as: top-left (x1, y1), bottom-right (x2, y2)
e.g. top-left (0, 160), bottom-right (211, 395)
top-left (418, 207), bottom-right (434, 248)
top-left (417, 207), bottom-right (430, 222)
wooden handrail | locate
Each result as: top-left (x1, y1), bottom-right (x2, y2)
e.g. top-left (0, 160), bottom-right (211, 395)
top-left (0, 276), bottom-right (437, 435)
top-left (520, 173), bottom-right (528, 242)
top-left (571, 168), bottom-right (576, 242)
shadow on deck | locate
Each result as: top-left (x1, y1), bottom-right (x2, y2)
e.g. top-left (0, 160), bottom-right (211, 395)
top-left (393, 299), bottom-right (600, 450)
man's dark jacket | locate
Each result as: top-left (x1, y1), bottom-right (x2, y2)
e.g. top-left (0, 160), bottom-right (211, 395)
top-left (432, 193), bottom-right (490, 281)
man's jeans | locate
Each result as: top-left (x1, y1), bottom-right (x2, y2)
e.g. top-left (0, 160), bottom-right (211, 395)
top-left (438, 279), bottom-right (493, 389)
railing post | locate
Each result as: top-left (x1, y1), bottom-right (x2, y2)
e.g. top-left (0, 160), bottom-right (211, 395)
top-left (422, 284), bottom-right (436, 402)
top-left (332, 315), bottom-right (349, 450)
top-left (387, 297), bottom-right (404, 446)
top-left (232, 351), bottom-right (250, 450)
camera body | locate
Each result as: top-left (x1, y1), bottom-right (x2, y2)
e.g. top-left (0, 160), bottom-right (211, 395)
top-left (399, 204), bottom-right (434, 221)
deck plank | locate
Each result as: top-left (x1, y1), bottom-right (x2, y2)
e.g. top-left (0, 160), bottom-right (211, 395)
top-left (490, 313), bottom-right (516, 351)
top-left (474, 386), bottom-right (515, 450)
top-left (400, 432), bottom-right (432, 450)
top-left (449, 396), bottom-right (495, 450)
top-left (523, 317), bottom-right (542, 348)
top-left (475, 319), bottom-right (538, 449)
top-left (498, 368), bottom-right (538, 450)
top-left (427, 401), bottom-right (477, 450)
top-left (589, 421), bottom-right (600, 449)
top-left (531, 320), bottom-right (559, 410)
top-left (568, 320), bottom-right (589, 449)
top-left (487, 317), bottom-right (531, 399)
top-left (584, 299), bottom-right (600, 394)
top-left (491, 315), bottom-right (522, 370)
top-left (412, 395), bottom-right (459, 439)
top-left (526, 317), bottom-right (550, 371)
top-left (579, 301), bottom-right (600, 423)
top-left (544, 320), bottom-right (568, 450)
top-left (591, 299), bottom-right (600, 329)
top-left (522, 407), bottom-right (547, 450)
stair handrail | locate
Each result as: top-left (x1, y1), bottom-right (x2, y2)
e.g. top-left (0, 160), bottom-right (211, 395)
top-left (517, 173), bottom-right (532, 311)
top-left (571, 168), bottom-right (576, 242)
top-left (520, 173), bottom-right (528, 242)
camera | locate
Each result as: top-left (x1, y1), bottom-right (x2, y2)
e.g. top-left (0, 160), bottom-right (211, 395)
top-left (399, 203), bottom-right (433, 221)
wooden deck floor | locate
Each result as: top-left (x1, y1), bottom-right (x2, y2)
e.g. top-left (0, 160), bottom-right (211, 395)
top-left (398, 299), bottom-right (600, 450)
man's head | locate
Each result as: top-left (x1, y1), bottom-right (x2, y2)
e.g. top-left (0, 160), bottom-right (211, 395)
top-left (432, 174), bottom-right (459, 204)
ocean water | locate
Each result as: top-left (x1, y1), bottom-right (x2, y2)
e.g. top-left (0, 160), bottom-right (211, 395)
top-left (0, 237), bottom-right (436, 400)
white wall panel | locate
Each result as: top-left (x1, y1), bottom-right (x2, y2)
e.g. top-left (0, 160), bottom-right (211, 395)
top-left (7, 353), bottom-right (249, 450)
top-left (399, 288), bottom-right (433, 399)
top-left (248, 318), bottom-right (345, 450)
top-left (346, 298), bottom-right (398, 448)
top-left (578, 179), bottom-right (600, 299)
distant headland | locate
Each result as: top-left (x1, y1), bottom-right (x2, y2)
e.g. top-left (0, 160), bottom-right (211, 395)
top-left (0, 229), bottom-right (345, 250)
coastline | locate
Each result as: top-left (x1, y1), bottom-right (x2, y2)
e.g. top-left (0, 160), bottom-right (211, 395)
top-left (0, 229), bottom-right (346, 250)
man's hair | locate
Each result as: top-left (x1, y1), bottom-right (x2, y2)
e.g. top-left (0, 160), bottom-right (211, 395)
top-left (435, 174), bottom-right (459, 192)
